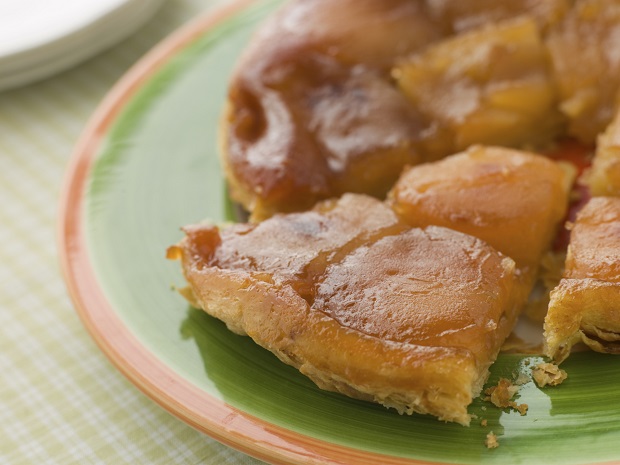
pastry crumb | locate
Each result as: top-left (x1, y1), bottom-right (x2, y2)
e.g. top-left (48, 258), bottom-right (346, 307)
top-left (480, 419), bottom-right (488, 427)
top-left (514, 373), bottom-right (530, 385)
top-left (515, 402), bottom-right (529, 416)
top-left (484, 378), bottom-right (528, 415)
top-left (484, 378), bottom-right (518, 407)
top-left (485, 431), bottom-right (499, 449)
top-left (532, 362), bottom-right (567, 387)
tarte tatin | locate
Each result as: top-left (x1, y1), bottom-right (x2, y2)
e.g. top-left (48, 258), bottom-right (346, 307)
top-left (170, 0), bottom-right (620, 425)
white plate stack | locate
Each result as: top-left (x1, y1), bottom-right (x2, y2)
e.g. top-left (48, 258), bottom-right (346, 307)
top-left (0, 0), bottom-right (166, 91)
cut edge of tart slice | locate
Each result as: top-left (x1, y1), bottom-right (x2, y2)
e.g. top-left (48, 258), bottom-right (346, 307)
top-left (544, 196), bottom-right (620, 362)
top-left (544, 278), bottom-right (620, 362)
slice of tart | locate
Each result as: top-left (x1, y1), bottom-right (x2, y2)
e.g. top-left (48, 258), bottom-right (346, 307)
top-left (544, 197), bottom-right (620, 362)
top-left (388, 145), bottom-right (575, 279)
top-left (168, 194), bottom-right (523, 425)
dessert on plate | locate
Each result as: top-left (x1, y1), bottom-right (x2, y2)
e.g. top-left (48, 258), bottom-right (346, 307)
top-left (169, 0), bottom-right (620, 425)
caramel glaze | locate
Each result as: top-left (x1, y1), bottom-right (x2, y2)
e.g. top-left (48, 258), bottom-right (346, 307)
top-left (224, 0), bottom-right (442, 220)
top-left (312, 227), bottom-right (521, 369)
top-left (171, 194), bottom-right (523, 424)
top-left (389, 146), bottom-right (575, 275)
top-left (545, 197), bottom-right (620, 361)
top-left (546, 0), bottom-right (620, 143)
top-left (181, 194), bottom-right (406, 295)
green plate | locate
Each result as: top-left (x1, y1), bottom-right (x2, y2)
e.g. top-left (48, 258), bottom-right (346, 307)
top-left (60, 1), bottom-right (620, 464)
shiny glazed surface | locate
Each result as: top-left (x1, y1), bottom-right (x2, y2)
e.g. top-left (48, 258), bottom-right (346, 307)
top-left (184, 194), bottom-right (404, 290)
top-left (223, 0), bottom-right (620, 220)
top-left (314, 226), bottom-right (517, 355)
top-left (175, 197), bottom-right (523, 425)
top-left (224, 0), bottom-right (435, 218)
top-left (389, 145), bottom-right (574, 272)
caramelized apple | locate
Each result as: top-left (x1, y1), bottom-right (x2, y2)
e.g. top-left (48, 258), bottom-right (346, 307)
top-left (563, 198), bottom-right (620, 281)
top-left (179, 194), bottom-right (405, 303)
top-left (314, 226), bottom-right (521, 368)
top-left (389, 145), bottom-right (575, 274)
top-left (223, 0), bottom-right (439, 220)
top-left (394, 18), bottom-right (562, 159)
top-left (546, 0), bottom-right (620, 143)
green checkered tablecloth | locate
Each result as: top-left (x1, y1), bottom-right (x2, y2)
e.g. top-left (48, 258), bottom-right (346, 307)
top-left (0, 1), bottom-right (265, 463)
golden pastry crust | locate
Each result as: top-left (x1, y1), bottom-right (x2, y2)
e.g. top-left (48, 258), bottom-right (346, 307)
top-left (532, 362), bottom-right (567, 387)
top-left (484, 378), bottom-right (528, 415)
top-left (485, 432), bottom-right (500, 449)
top-left (169, 194), bottom-right (522, 425)
top-left (544, 197), bottom-right (620, 361)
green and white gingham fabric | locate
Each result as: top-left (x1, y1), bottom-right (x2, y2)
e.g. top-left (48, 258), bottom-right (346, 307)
top-left (0, 1), bottom-right (265, 463)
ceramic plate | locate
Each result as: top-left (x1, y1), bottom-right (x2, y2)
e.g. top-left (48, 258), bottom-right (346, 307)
top-left (0, 0), bottom-right (165, 90)
top-left (59, 1), bottom-right (620, 464)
